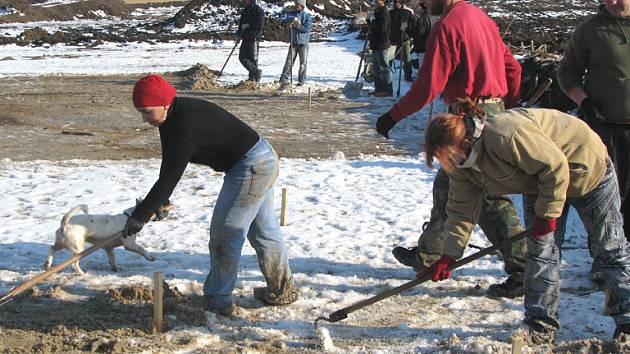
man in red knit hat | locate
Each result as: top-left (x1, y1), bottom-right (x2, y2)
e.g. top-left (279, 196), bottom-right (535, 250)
top-left (125, 74), bottom-right (299, 318)
top-left (378, 0), bottom-right (527, 299)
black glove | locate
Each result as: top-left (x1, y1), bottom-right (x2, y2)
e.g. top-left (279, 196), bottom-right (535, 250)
top-left (376, 112), bottom-right (397, 139)
top-left (155, 200), bottom-right (171, 221)
top-left (123, 216), bottom-right (145, 238)
top-left (578, 97), bottom-right (607, 125)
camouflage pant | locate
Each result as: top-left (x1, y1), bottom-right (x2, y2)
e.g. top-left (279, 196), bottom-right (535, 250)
top-left (417, 169), bottom-right (527, 278)
top-left (417, 99), bottom-right (526, 278)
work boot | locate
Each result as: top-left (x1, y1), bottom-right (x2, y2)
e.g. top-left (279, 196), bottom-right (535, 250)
top-left (487, 275), bottom-right (525, 299)
top-left (589, 263), bottom-right (605, 284)
top-left (515, 324), bottom-right (556, 346)
top-left (254, 69), bottom-right (262, 83)
top-left (392, 246), bottom-right (425, 272)
top-left (614, 324), bottom-right (630, 351)
top-left (375, 91), bottom-right (393, 97)
top-left (202, 298), bottom-right (241, 320)
top-left (254, 286), bottom-right (299, 306)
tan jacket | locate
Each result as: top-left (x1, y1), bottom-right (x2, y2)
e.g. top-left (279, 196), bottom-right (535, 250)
top-left (443, 108), bottom-right (609, 259)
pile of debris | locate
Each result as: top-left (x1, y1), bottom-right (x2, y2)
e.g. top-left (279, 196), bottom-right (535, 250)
top-left (174, 63), bottom-right (222, 91)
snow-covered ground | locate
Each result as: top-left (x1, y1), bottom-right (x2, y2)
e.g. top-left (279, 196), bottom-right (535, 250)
top-left (0, 3), bottom-right (617, 353)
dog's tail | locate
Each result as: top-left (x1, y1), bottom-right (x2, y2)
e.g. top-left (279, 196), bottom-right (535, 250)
top-left (61, 205), bottom-right (88, 229)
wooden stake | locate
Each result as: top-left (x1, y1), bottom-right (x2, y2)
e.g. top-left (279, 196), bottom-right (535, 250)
top-left (153, 272), bottom-right (164, 333)
top-left (308, 87), bottom-right (312, 111)
top-left (511, 336), bottom-right (523, 354)
top-left (280, 188), bottom-right (288, 226)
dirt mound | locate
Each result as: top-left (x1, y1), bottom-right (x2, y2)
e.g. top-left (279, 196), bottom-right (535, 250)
top-left (174, 63), bottom-right (222, 90)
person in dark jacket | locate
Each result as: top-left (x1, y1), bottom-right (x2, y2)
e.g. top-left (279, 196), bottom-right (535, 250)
top-left (389, 0), bottom-right (415, 81)
top-left (369, 0), bottom-right (393, 96)
top-left (409, 2), bottom-right (436, 55)
top-left (557, 0), bottom-right (630, 246)
top-left (279, 0), bottom-right (313, 87)
top-left (236, 0), bottom-right (265, 83)
top-left (123, 75), bottom-right (299, 317)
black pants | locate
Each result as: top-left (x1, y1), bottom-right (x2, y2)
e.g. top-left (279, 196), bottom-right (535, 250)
top-left (239, 40), bottom-right (259, 77)
top-left (592, 123), bottom-right (630, 242)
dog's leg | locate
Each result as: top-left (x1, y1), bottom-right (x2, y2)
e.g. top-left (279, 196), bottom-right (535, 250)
top-left (122, 236), bottom-right (156, 262)
top-left (44, 241), bottom-right (64, 270)
top-left (67, 241), bottom-right (86, 275)
top-left (105, 247), bottom-right (118, 272)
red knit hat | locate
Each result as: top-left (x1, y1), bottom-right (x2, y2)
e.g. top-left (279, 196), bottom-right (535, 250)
top-left (132, 74), bottom-right (177, 108)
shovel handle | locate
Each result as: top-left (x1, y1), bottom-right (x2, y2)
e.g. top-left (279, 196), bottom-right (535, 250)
top-left (355, 34), bottom-right (370, 83)
top-left (320, 229), bottom-right (532, 322)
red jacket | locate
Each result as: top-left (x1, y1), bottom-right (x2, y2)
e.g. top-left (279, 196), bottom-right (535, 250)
top-left (389, 1), bottom-right (521, 121)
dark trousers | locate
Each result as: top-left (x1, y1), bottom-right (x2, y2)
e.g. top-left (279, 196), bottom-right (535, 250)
top-left (592, 123), bottom-right (630, 242)
top-left (239, 40), bottom-right (259, 77)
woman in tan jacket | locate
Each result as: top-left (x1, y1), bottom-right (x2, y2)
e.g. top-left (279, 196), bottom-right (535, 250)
top-left (422, 99), bottom-right (630, 345)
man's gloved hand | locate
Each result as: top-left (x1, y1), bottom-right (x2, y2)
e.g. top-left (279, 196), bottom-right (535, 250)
top-left (154, 200), bottom-right (171, 221)
top-left (376, 111), bottom-right (397, 139)
top-left (292, 17), bottom-right (301, 28)
top-left (578, 97), bottom-right (607, 125)
top-left (123, 216), bottom-right (145, 238)
top-left (421, 255), bottom-right (455, 282)
top-left (241, 23), bottom-right (250, 30)
top-left (532, 216), bottom-right (556, 239)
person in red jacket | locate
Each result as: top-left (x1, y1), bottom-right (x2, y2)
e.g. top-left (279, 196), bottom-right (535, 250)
top-left (380, 0), bottom-right (526, 299)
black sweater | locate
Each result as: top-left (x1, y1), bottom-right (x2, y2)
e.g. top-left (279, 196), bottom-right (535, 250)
top-left (132, 97), bottom-right (259, 222)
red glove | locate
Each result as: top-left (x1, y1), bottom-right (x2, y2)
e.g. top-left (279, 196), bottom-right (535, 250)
top-left (532, 217), bottom-right (556, 239)
top-left (418, 255), bottom-right (455, 282)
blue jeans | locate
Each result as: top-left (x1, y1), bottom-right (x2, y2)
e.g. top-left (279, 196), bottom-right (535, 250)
top-left (523, 161), bottom-right (630, 331)
top-left (280, 43), bottom-right (308, 84)
top-left (203, 138), bottom-right (294, 310)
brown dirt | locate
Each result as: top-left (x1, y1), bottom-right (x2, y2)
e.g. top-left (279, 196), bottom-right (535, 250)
top-left (0, 70), bottom-right (411, 162)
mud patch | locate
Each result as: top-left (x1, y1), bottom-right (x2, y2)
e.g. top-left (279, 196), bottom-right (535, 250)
top-left (0, 283), bottom-right (208, 353)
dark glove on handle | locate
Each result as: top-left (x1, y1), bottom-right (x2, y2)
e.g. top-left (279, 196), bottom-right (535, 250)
top-left (123, 216), bottom-right (145, 238)
top-left (155, 200), bottom-right (171, 221)
top-left (532, 216), bottom-right (556, 239)
top-left (419, 255), bottom-right (455, 282)
top-left (578, 97), bottom-right (607, 125)
top-left (376, 112), bottom-right (397, 139)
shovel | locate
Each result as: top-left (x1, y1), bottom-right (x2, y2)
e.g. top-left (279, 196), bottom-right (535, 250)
top-left (343, 33), bottom-right (370, 98)
top-left (218, 39), bottom-right (240, 77)
top-left (314, 228), bottom-right (531, 327)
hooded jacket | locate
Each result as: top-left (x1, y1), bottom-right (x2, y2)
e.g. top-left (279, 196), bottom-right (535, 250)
top-left (289, 7), bottom-right (312, 45)
top-left (557, 4), bottom-right (630, 123)
top-left (389, 4), bottom-right (414, 46)
top-left (369, 4), bottom-right (391, 51)
top-left (441, 108), bottom-right (608, 259)
top-left (237, 0), bottom-right (265, 41)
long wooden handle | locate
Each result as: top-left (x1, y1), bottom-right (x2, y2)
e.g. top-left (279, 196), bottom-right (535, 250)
top-left (525, 77), bottom-right (552, 108)
top-left (0, 204), bottom-right (176, 307)
top-left (323, 229), bottom-right (532, 322)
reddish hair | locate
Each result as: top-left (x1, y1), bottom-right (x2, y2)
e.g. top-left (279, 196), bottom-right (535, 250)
top-left (424, 98), bottom-right (484, 172)
top-left (424, 114), bottom-right (469, 172)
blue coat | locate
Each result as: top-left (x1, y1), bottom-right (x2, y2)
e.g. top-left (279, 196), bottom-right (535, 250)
top-left (289, 10), bottom-right (312, 45)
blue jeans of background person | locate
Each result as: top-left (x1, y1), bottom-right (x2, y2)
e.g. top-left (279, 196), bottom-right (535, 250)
top-left (203, 138), bottom-right (294, 310)
top-left (372, 49), bottom-right (392, 94)
top-left (522, 161), bottom-right (630, 332)
top-left (280, 43), bottom-right (308, 84)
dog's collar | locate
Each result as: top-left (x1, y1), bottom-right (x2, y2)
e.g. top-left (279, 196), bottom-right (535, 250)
top-left (123, 210), bottom-right (133, 218)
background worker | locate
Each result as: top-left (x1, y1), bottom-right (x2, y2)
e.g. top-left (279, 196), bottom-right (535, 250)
top-left (123, 75), bottom-right (299, 318)
top-left (236, 0), bottom-right (265, 83)
top-left (379, 0), bottom-right (525, 299)
top-left (557, 0), bottom-right (630, 243)
top-left (389, 0), bottom-right (415, 82)
top-left (368, 0), bottom-right (393, 97)
top-left (279, 0), bottom-right (313, 88)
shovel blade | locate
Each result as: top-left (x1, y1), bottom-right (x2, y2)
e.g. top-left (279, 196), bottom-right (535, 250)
top-left (342, 81), bottom-right (363, 98)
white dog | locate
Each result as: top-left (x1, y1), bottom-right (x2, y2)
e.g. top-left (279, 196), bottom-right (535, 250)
top-left (45, 203), bottom-right (157, 275)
